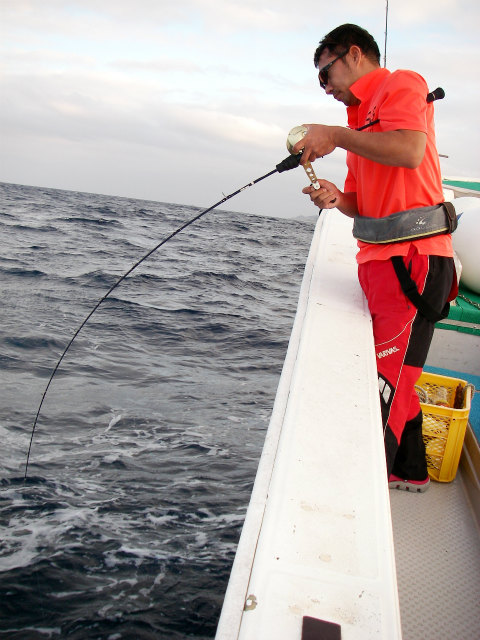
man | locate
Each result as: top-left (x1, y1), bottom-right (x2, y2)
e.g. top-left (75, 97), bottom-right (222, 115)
top-left (293, 24), bottom-right (457, 492)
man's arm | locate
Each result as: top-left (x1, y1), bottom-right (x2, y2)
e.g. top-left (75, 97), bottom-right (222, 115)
top-left (295, 125), bottom-right (427, 169)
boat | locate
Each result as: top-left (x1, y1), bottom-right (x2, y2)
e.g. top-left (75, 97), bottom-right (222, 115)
top-left (442, 177), bottom-right (480, 199)
top-left (215, 195), bottom-right (480, 639)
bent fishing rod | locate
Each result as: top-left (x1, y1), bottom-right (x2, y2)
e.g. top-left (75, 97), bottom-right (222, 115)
top-left (24, 149), bottom-right (311, 480)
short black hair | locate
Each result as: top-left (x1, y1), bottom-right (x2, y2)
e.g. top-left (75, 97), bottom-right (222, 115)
top-left (313, 24), bottom-right (381, 67)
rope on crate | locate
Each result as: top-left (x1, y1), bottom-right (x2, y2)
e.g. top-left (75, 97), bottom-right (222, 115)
top-left (415, 385), bottom-right (429, 403)
top-left (415, 381), bottom-right (477, 408)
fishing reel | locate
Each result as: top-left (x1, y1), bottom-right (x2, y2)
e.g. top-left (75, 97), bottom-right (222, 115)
top-left (285, 125), bottom-right (321, 189)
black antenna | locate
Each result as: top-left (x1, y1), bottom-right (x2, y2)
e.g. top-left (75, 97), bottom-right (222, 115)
top-left (384, 0), bottom-right (389, 68)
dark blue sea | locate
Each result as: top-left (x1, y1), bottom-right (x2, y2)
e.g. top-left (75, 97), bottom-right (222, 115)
top-left (0, 182), bottom-right (315, 639)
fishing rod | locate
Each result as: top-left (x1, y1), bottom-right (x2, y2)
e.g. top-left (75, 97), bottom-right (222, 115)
top-left (24, 149), bottom-right (308, 480)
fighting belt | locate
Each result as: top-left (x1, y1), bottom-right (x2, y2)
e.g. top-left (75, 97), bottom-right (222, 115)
top-left (352, 202), bottom-right (457, 244)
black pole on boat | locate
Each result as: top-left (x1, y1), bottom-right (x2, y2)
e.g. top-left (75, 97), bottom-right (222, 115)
top-left (426, 87), bottom-right (445, 103)
top-left (23, 152), bottom-right (303, 480)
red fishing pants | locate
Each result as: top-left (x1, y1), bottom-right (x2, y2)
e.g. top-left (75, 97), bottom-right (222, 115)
top-left (358, 247), bottom-right (455, 478)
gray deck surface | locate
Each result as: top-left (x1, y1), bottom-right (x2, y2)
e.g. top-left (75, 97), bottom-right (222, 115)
top-left (390, 472), bottom-right (480, 639)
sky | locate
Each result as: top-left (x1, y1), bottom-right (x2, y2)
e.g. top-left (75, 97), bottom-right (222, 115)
top-left (1, 0), bottom-right (479, 218)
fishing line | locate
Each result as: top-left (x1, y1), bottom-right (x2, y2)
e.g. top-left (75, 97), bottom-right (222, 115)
top-left (24, 152), bottom-right (303, 480)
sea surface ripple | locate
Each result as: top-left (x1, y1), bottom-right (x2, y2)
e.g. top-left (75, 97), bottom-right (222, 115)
top-left (0, 181), bottom-right (315, 639)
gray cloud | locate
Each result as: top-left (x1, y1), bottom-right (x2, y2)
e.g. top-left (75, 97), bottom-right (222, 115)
top-left (1, 1), bottom-right (479, 217)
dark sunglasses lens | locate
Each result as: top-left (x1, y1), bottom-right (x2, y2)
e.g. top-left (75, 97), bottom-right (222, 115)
top-left (319, 69), bottom-right (328, 88)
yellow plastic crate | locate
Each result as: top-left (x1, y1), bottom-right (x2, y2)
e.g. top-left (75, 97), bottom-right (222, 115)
top-left (416, 372), bottom-right (472, 482)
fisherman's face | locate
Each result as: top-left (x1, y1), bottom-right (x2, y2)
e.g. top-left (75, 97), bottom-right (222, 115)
top-left (317, 48), bottom-right (360, 107)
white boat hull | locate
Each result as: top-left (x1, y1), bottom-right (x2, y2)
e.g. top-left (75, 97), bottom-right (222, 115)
top-left (216, 212), bottom-right (402, 639)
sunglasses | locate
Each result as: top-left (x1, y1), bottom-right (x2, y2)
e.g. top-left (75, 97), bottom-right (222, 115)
top-left (318, 50), bottom-right (349, 89)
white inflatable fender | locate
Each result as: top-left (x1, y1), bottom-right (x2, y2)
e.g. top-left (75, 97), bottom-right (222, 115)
top-left (451, 197), bottom-right (480, 294)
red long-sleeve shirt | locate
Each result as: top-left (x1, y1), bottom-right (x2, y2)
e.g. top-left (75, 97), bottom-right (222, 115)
top-left (344, 67), bottom-right (453, 264)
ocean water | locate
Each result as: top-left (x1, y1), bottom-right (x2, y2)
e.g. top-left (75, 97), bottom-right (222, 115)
top-left (0, 182), bottom-right (315, 639)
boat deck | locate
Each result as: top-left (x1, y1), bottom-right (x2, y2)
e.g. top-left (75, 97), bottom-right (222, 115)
top-left (391, 470), bottom-right (480, 639)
